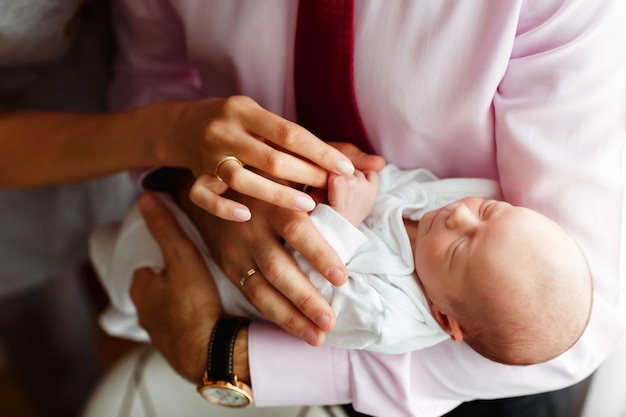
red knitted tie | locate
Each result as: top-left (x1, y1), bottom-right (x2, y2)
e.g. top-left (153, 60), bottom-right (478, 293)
top-left (294, 0), bottom-right (373, 154)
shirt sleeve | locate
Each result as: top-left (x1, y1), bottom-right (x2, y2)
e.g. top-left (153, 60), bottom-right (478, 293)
top-left (110, 0), bottom-right (203, 110)
top-left (249, 2), bottom-right (626, 416)
top-left (111, 0), bottom-right (206, 187)
top-left (495, 0), bottom-right (626, 313)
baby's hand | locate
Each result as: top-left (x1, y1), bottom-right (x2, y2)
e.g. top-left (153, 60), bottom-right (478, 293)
top-left (328, 170), bottom-right (380, 226)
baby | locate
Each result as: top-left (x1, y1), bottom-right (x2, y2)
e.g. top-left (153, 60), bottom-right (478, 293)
top-left (92, 165), bottom-right (592, 366)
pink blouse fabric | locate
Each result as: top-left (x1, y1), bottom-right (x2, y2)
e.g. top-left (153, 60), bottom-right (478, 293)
top-left (111, 1), bottom-right (626, 416)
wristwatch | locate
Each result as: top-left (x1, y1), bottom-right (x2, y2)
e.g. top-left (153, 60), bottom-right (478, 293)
top-left (197, 316), bottom-right (253, 407)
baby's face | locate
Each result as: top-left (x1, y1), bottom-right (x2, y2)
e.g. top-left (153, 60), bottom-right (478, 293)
top-left (413, 197), bottom-right (550, 311)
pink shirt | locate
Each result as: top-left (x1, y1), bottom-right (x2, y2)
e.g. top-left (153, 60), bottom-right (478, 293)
top-left (111, 1), bottom-right (626, 416)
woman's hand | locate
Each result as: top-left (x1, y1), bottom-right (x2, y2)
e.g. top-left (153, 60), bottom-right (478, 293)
top-left (155, 95), bottom-right (356, 222)
top-left (185, 144), bottom-right (385, 344)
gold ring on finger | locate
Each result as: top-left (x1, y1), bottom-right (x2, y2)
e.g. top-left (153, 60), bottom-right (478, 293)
top-left (215, 155), bottom-right (243, 182)
top-left (239, 267), bottom-right (258, 288)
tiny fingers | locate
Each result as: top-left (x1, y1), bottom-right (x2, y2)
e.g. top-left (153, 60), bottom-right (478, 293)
top-left (329, 142), bottom-right (386, 172)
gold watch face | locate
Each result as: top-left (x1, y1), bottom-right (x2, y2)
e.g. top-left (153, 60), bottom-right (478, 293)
top-left (198, 381), bottom-right (252, 407)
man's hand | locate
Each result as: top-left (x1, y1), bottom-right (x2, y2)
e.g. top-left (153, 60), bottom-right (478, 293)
top-left (130, 193), bottom-right (244, 385)
top-left (190, 192), bottom-right (337, 346)
top-left (184, 143), bottom-right (385, 345)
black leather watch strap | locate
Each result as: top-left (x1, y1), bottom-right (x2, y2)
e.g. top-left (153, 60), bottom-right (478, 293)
top-left (206, 316), bottom-right (250, 383)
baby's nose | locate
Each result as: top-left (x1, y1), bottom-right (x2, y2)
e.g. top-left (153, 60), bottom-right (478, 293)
top-left (445, 204), bottom-right (477, 230)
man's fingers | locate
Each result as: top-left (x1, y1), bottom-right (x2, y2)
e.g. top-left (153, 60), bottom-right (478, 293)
top-left (130, 267), bottom-right (157, 308)
top-left (271, 208), bottom-right (348, 286)
top-left (210, 198), bottom-right (337, 338)
top-left (137, 192), bottom-right (194, 261)
top-left (241, 267), bottom-right (327, 346)
top-left (252, 237), bottom-right (337, 331)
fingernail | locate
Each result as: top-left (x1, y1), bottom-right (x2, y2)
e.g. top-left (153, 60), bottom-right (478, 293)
top-left (328, 267), bottom-right (346, 284)
top-left (232, 208), bottom-right (251, 221)
top-left (337, 159), bottom-right (355, 175)
top-left (315, 313), bottom-right (331, 331)
top-left (303, 329), bottom-right (319, 345)
top-left (295, 196), bottom-right (316, 211)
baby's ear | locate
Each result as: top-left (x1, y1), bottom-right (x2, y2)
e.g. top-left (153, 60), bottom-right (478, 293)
top-left (430, 306), bottom-right (464, 343)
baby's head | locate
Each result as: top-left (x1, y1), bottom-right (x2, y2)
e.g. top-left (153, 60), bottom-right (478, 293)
top-left (413, 197), bottom-right (592, 365)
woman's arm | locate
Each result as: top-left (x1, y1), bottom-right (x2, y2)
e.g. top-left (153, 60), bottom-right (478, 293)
top-left (1, 0), bottom-right (357, 222)
top-left (0, 108), bottom-right (157, 187)
top-left (0, 95), bottom-right (358, 221)
top-left (106, 0), bottom-right (357, 221)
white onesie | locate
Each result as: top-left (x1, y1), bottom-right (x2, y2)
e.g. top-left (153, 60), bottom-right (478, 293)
top-left (91, 165), bottom-right (501, 354)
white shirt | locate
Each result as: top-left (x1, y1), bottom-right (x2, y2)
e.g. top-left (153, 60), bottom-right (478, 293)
top-left (111, 1), bottom-right (626, 415)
